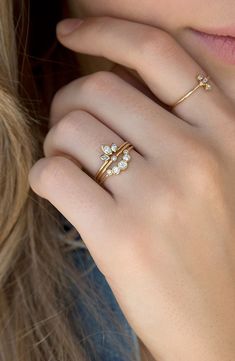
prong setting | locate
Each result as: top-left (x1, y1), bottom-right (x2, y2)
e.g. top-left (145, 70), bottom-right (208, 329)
top-left (197, 74), bottom-right (212, 91)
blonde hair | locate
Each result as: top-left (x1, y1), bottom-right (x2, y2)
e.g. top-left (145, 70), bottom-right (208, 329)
top-left (0, 0), bottom-right (139, 360)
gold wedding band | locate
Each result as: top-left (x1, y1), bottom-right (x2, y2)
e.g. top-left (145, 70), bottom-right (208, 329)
top-left (171, 73), bottom-right (212, 108)
top-left (95, 141), bottom-right (134, 185)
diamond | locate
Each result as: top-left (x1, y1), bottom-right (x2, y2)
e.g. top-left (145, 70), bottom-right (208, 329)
top-left (118, 160), bottom-right (128, 170)
top-left (102, 145), bottom-right (112, 155)
top-left (123, 154), bottom-right (131, 162)
top-left (197, 74), bottom-right (204, 81)
top-left (106, 169), bottom-right (112, 176)
top-left (123, 149), bottom-right (129, 154)
top-left (112, 166), bottom-right (120, 175)
top-left (202, 77), bottom-right (209, 83)
top-left (100, 154), bottom-right (110, 161)
top-left (111, 155), bottom-right (117, 161)
top-left (111, 143), bottom-right (118, 152)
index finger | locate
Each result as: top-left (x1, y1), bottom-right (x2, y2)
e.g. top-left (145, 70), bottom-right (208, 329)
top-left (56, 16), bottom-right (231, 133)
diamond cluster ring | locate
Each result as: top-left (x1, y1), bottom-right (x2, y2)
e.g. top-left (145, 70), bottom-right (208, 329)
top-left (95, 141), bottom-right (134, 185)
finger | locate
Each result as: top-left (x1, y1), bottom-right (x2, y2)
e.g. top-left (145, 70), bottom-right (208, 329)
top-left (28, 156), bottom-right (116, 253)
top-left (56, 16), bottom-right (230, 132)
top-left (50, 71), bottom-right (192, 157)
top-left (43, 109), bottom-right (146, 195)
top-left (110, 64), bottom-right (166, 106)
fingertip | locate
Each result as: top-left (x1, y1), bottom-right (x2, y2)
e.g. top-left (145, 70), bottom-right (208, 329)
top-left (56, 18), bottom-right (84, 37)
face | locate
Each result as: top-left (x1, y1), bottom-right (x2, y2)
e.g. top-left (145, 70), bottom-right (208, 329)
top-left (68, 0), bottom-right (235, 104)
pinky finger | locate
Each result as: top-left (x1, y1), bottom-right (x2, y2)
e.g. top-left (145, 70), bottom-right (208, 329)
top-left (28, 156), bottom-right (116, 251)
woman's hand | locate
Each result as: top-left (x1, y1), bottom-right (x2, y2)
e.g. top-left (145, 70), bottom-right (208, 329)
top-left (29, 16), bottom-right (235, 361)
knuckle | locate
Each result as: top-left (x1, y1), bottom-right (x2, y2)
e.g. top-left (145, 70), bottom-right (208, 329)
top-left (50, 77), bottom-right (90, 123)
top-left (50, 70), bottom-right (119, 124)
top-left (37, 156), bottom-right (69, 195)
top-left (80, 70), bottom-right (118, 96)
top-left (44, 110), bottom-right (89, 156)
top-left (141, 29), bottom-right (176, 62)
top-left (54, 110), bottom-right (88, 138)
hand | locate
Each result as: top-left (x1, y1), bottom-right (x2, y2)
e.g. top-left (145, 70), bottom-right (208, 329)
top-left (28, 16), bottom-right (235, 361)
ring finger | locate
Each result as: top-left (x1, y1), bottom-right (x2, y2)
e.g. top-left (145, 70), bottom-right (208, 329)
top-left (43, 109), bottom-right (146, 195)
top-left (50, 70), bottom-right (194, 159)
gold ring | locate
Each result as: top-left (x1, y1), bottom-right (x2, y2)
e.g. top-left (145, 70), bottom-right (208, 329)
top-left (171, 73), bottom-right (212, 108)
top-left (95, 141), bottom-right (134, 185)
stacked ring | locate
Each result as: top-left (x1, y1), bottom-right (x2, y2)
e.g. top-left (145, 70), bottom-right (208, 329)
top-left (95, 141), bottom-right (134, 185)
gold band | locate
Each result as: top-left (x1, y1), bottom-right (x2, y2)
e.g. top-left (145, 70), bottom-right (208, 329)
top-left (99, 144), bottom-right (134, 185)
top-left (171, 74), bottom-right (212, 108)
top-left (96, 142), bottom-right (129, 182)
top-left (95, 141), bottom-right (133, 185)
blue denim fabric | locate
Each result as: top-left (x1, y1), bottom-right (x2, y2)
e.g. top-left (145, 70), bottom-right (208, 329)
top-left (62, 216), bottom-right (141, 361)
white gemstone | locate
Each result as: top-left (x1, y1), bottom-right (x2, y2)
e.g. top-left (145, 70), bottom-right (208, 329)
top-left (123, 154), bottom-right (131, 162)
top-left (100, 154), bottom-right (110, 161)
top-left (197, 74), bottom-right (204, 81)
top-left (118, 160), bottom-right (128, 170)
top-left (102, 145), bottom-right (112, 155)
top-left (111, 143), bottom-right (118, 152)
top-left (203, 77), bottom-right (209, 83)
top-left (106, 169), bottom-right (112, 176)
top-left (112, 166), bottom-right (120, 175)
top-left (123, 149), bottom-right (129, 154)
top-left (111, 155), bottom-right (117, 161)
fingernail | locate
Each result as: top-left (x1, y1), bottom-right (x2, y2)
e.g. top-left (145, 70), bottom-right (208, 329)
top-left (57, 18), bottom-right (84, 36)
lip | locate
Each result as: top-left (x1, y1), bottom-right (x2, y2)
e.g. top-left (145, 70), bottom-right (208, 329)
top-left (190, 28), bottom-right (235, 65)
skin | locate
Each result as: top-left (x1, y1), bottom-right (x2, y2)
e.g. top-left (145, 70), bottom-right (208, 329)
top-left (28, 2), bottom-right (235, 361)
top-left (67, 0), bottom-right (235, 105)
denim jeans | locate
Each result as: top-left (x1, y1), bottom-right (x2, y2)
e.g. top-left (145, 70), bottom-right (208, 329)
top-left (62, 215), bottom-right (141, 361)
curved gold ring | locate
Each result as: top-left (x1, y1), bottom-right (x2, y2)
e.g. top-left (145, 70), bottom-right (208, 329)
top-left (171, 74), bottom-right (212, 108)
top-left (95, 141), bottom-right (134, 185)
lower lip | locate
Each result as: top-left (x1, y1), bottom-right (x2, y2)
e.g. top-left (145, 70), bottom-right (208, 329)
top-left (191, 29), bottom-right (235, 65)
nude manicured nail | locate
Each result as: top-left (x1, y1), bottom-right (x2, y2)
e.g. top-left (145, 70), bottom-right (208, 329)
top-left (57, 18), bottom-right (84, 36)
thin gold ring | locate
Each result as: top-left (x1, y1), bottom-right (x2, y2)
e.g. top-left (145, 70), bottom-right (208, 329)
top-left (95, 141), bottom-right (134, 185)
top-left (99, 144), bottom-right (134, 185)
top-left (95, 141), bottom-right (129, 181)
top-left (171, 74), bottom-right (212, 108)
